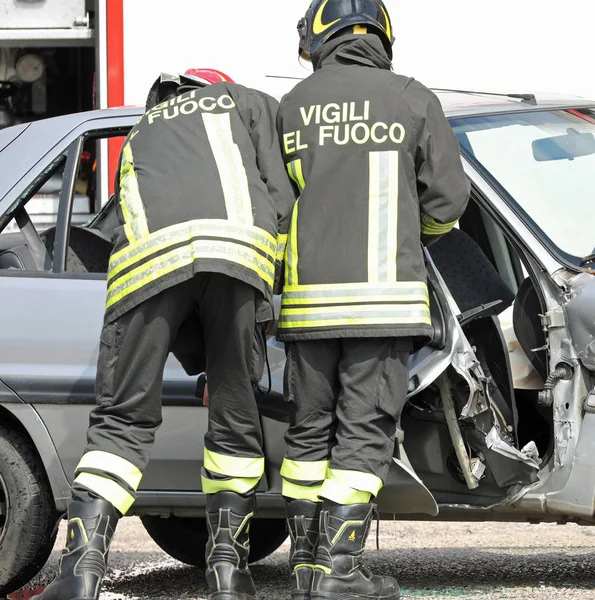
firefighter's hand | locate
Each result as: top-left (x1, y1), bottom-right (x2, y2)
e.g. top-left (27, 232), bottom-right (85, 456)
top-left (203, 382), bottom-right (209, 408)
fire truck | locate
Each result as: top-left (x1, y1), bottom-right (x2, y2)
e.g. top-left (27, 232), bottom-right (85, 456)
top-left (0, 0), bottom-right (126, 230)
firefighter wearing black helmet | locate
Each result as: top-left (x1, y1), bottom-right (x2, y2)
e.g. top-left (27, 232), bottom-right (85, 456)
top-left (33, 70), bottom-right (296, 600)
top-left (278, 2), bottom-right (470, 599)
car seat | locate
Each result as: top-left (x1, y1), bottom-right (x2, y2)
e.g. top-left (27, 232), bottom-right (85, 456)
top-left (512, 278), bottom-right (547, 382)
top-left (427, 228), bottom-right (515, 316)
top-left (41, 226), bottom-right (113, 274)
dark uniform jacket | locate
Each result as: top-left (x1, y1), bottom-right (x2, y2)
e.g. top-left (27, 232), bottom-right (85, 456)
top-left (276, 35), bottom-right (470, 342)
top-left (105, 82), bottom-right (296, 331)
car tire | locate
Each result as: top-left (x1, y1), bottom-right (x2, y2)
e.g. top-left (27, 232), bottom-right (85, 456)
top-left (141, 514), bottom-right (288, 567)
top-left (0, 424), bottom-right (58, 595)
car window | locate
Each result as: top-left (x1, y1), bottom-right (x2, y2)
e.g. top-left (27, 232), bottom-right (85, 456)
top-left (451, 109), bottom-right (595, 261)
top-left (52, 132), bottom-right (128, 276)
top-left (2, 152), bottom-right (68, 236)
top-left (0, 127), bottom-right (129, 276)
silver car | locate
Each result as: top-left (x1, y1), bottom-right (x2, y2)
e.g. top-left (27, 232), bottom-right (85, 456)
top-left (1, 92), bottom-right (595, 596)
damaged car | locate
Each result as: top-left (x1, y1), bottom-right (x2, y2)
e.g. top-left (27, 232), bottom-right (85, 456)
top-left (0, 91), bottom-right (594, 595)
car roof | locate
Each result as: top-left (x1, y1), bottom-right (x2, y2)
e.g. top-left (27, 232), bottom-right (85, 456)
top-left (435, 90), bottom-right (595, 118)
top-left (4, 91), bottom-right (595, 136)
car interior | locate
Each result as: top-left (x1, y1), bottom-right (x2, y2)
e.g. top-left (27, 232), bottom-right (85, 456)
top-left (0, 133), bottom-right (121, 274)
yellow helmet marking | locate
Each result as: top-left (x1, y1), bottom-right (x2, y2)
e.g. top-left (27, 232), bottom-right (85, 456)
top-left (312, 0), bottom-right (341, 35)
top-left (380, 5), bottom-right (392, 40)
top-left (353, 25), bottom-right (368, 34)
top-left (348, 530), bottom-right (356, 542)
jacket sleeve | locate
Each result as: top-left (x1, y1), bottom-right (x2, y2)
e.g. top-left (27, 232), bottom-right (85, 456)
top-left (415, 92), bottom-right (470, 246)
top-left (245, 90), bottom-right (298, 294)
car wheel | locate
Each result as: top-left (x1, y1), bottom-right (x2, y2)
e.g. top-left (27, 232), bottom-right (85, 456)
top-left (0, 424), bottom-right (58, 595)
top-left (141, 514), bottom-right (288, 567)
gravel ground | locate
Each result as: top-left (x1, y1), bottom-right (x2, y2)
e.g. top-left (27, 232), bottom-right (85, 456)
top-left (17, 517), bottom-right (595, 600)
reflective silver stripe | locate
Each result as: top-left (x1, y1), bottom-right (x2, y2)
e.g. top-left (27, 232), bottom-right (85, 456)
top-left (120, 143), bottom-right (149, 242)
top-left (280, 304), bottom-right (431, 324)
top-left (368, 151), bottom-right (399, 283)
top-left (276, 233), bottom-right (288, 261)
top-left (368, 152), bottom-right (380, 282)
top-left (386, 151), bottom-right (399, 282)
top-left (203, 112), bottom-right (253, 225)
top-left (377, 151), bottom-right (390, 281)
top-left (282, 282), bottom-right (429, 305)
top-left (108, 219), bottom-right (276, 282)
top-left (106, 239), bottom-right (274, 309)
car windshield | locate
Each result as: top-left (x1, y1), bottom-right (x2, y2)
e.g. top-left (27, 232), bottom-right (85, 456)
top-left (451, 109), bottom-right (595, 260)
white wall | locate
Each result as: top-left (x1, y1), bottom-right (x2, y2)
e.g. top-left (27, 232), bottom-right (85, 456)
top-left (123, 0), bottom-right (595, 106)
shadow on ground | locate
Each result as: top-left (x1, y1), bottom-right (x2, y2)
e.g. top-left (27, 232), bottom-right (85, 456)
top-left (20, 546), bottom-right (595, 599)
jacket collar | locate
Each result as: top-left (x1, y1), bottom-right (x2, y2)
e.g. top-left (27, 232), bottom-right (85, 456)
top-left (312, 34), bottom-right (392, 72)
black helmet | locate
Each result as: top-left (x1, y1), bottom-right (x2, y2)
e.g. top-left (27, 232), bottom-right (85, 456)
top-left (145, 72), bottom-right (208, 112)
top-left (298, 0), bottom-right (394, 61)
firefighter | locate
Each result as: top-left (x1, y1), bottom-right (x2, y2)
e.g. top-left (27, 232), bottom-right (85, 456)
top-left (277, 3), bottom-right (470, 599)
top-left (33, 69), bottom-right (296, 600)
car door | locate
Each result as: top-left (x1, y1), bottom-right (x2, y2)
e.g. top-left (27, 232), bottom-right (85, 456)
top-left (0, 116), bottom-right (206, 497)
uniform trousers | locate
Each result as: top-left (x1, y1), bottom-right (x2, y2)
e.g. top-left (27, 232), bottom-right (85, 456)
top-left (72, 273), bottom-right (266, 514)
top-left (281, 338), bottom-right (411, 504)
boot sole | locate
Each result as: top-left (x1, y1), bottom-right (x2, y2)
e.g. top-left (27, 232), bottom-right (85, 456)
top-left (208, 593), bottom-right (256, 600)
top-left (312, 592), bottom-right (399, 600)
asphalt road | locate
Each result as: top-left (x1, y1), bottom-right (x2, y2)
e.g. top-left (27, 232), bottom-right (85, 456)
top-left (15, 518), bottom-right (595, 600)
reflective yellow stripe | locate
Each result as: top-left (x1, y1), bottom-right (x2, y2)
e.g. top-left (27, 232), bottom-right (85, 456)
top-left (76, 451), bottom-right (142, 490)
top-left (286, 201), bottom-right (299, 286)
top-left (277, 233), bottom-right (288, 261)
top-left (287, 159), bottom-right (306, 194)
top-left (284, 281), bottom-right (429, 292)
top-left (315, 565), bottom-right (333, 575)
top-left (319, 480), bottom-right (372, 505)
top-left (294, 159), bottom-right (306, 192)
top-left (204, 448), bottom-right (265, 478)
top-left (282, 480), bottom-right (324, 502)
top-left (327, 468), bottom-right (383, 496)
top-left (68, 517), bottom-right (89, 543)
top-left (201, 475), bottom-right (260, 495)
top-left (279, 316), bottom-right (432, 329)
top-left (421, 214), bottom-right (458, 236)
top-left (74, 472), bottom-right (135, 515)
top-left (106, 239), bottom-right (274, 310)
top-left (368, 151), bottom-right (399, 283)
top-left (281, 459), bottom-right (329, 482)
top-left (108, 219), bottom-right (276, 282)
top-left (119, 142), bottom-right (149, 243)
top-left (279, 303), bottom-right (432, 330)
top-left (203, 112), bottom-right (253, 225)
top-left (294, 564), bottom-right (317, 572)
top-left (282, 282), bottom-right (429, 306)
top-left (330, 519), bottom-right (367, 544)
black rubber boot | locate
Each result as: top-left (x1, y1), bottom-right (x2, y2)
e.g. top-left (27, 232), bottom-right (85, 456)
top-left (286, 499), bottom-right (321, 600)
top-left (31, 499), bottom-right (119, 600)
top-left (205, 491), bottom-right (257, 600)
top-left (311, 501), bottom-right (400, 600)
